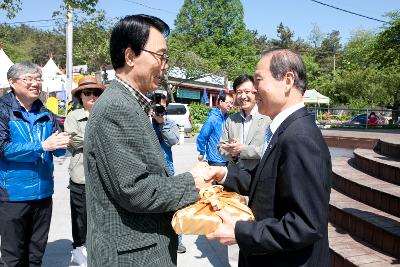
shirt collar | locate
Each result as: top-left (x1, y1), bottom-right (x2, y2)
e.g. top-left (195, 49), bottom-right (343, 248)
top-left (269, 102), bottom-right (305, 134)
top-left (115, 75), bottom-right (152, 114)
top-left (240, 105), bottom-right (257, 121)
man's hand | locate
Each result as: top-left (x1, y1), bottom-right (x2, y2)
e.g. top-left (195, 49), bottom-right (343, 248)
top-left (198, 154), bottom-right (204, 161)
top-left (206, 210), bottom-right (238, 245)
top-left (204, 166), bottom-right (226, 183)
top-left (190, 161), bottom-right (213, 190)
top-left (220, 140), bottom-right (241, 157)
top-left (151, 111), bottom-right (166, 124)
top-left (41, 131), bottom-right (71, 151)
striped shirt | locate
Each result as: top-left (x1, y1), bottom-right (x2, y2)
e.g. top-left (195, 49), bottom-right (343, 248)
top-left (115, 75), bottom-right (152, 114)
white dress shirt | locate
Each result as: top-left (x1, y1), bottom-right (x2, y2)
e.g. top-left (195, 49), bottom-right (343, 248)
top-left (239, 106), bottom-right (257, 144)
top-left (261, 102), bottom-right (305, 155)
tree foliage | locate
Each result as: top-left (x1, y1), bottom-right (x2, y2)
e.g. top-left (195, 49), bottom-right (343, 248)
top-left (72, 11), bottom-right (113, 72)
top-left (0, 24), bottom-right (65, 66)
top-left (168, 0), bottom-right (257, 80)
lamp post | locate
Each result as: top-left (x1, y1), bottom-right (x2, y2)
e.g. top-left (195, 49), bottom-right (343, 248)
top-left (65, 4), bottom-right (73, 114)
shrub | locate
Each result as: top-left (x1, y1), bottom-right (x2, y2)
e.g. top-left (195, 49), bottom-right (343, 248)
top-left (188, 102), bottom-right (210, 125)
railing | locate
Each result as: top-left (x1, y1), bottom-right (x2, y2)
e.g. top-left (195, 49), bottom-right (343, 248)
top-left (307, 107), bottom-right (400, 129)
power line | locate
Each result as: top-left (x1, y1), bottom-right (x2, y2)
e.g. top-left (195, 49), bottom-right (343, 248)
top-left (310, 0), bottom-right (388, 23)
top-left (2, 18), bottom-right (60, 25)
top-left (121, 0), bottom-right (177, 15)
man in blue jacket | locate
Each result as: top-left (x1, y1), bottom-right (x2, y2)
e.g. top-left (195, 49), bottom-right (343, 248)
top-left (0, 62), bottom-right (71, 266)
top-left (197, 92), bottom-right (233, 166)
top-left (151, 90), bottom-right (189, 253)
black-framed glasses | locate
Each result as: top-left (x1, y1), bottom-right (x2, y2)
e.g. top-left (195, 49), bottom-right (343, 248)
top-left (82, 90), bottom-right (101, 97)
top-left (16, 77), bottom-right (43, 84)
top-left (141, 49), bottom-right (169, 64)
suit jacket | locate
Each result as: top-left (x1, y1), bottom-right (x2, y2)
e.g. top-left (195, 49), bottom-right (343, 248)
top-left (218, 108), bottom-right (270, 170)
top-left (224, 107), bottom-right (332, 267)
top-left (84, 80), bottom-right (198, 267)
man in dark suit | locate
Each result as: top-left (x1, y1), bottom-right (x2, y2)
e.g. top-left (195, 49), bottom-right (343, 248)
top-left (84, 15), bottom-right (209, 266)
top-left (206, 48), bottom-right (332, 267)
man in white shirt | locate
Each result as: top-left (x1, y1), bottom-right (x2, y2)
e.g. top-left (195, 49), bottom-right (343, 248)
top-left (205, 48), bottom-right (332, 267)
top-left (218, 74), bottom-right (270, 170)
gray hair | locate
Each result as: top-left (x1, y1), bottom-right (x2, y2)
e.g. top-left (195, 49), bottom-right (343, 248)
top-left (262, 48), bottom-right (307, 95)
top-left (7, 62), bottom-right (42, 80)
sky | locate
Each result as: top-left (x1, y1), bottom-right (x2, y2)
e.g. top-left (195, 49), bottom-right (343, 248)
top-left (1, 0), bottom-right (399, 44)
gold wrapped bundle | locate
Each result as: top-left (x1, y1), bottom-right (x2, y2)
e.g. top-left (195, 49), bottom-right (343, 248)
top-left (171, 185), bottom-right (255, 235)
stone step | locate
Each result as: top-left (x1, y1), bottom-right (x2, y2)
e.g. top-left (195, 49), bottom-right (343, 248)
top-left (329, 223), bottom-right (399, 267)
top-left (332, 157), bottom-right (400, 217)
top-left (375, 139), bottom-right (400, 158)
top-left (354, 148), bottom-right (400, 186)
top-left (329, 189), bottom-right (400, 258)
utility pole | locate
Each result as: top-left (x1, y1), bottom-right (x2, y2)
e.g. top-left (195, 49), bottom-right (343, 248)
top-left (65, 4), bottom-right (73, 114)
top-left (333, 53), bottom-right (336, 74)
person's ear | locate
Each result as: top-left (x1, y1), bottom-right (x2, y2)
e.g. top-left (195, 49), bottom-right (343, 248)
top-left (8, 79), bottom-right (17, 88)
top-left (125, 47), bottom-right (136, 67)
top-left (284, 72), bottom-right (295, 93)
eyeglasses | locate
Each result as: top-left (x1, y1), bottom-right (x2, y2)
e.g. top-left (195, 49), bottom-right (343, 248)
top-left (141, 49), bottom-right (169, 64)
top-left (82, 90), bottom-right (101, 97)
top-left (16, 77), bottom-right (43, 85)
top-left (236, 90), bottom-right (254, 96)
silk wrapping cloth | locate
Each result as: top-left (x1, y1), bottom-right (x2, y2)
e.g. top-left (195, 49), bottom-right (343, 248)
top-left (171, 185), bottom-right (255, 235)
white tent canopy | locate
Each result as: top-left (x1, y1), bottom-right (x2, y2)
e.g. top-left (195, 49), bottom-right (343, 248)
top-left (41, 58), bottom-right (74, 101)
top-left (0, 48), bottom-right (14, 88)
top-left (303, 89), bottom-right (330, 105)
top-left (42, 58), bottom-right (62, 79)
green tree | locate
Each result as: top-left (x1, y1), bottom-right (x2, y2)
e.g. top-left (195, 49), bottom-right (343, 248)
top-left (342, 29), bottom-right (375, 70)
top-left (371, 11), bottom-right (400, 68)
top-left (168, 0), bottom-right (257, 80)
top-left (271, 22), bottom-right (294, 48)
top-left (316, 30), bottom-right (342, 73)
top-left (308, 23), bottom-right (324, 49)
top-left (31, 31), bottom-right (66, 66)
top-left (72, 11), bottom-right (113, 72)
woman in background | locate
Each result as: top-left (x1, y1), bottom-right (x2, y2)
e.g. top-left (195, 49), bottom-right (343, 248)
top-left (64, 76), bottom-right (104, 267)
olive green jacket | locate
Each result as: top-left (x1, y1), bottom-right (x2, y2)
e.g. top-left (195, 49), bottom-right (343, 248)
top-left (65, 108), bottom-right (88, 184)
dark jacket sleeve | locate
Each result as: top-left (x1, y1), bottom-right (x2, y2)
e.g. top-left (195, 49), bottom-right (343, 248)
top-left (235, 134), bottom-right (331, 255)
top-left (223, 164), bottom-right (256, 196)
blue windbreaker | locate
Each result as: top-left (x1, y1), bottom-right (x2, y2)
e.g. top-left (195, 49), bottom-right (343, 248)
top-left (196, 108), bottom-right (228, 164)
top-left (0, 92), bottom-right (65, 201)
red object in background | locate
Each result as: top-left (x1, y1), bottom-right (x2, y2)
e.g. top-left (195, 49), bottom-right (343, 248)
top-left (368, 116), bottom-right (378, 125)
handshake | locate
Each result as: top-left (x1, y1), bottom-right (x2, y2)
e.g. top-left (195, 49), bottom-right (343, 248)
top-left (189, 162), bottom-right (227, 190)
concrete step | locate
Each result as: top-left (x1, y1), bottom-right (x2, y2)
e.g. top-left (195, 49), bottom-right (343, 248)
top-left (375, 139), bottom-right (400, 158)
top-left (329, 223), bottom-right (399, 267)
top-left (354, 148), bottom-right (400, 186)
top-left (329, 189), bottom-right (400, 258)
top-left (332, 157), bottom-right (400, 217)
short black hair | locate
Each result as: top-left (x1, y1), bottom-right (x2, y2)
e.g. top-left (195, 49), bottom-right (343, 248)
top-left (218, 91), bottom-right (233, 105)
top-left (110, 14), bottom-right (170, 70)
top-left (262, 48), bottom-right (308, 94)
top-left (153, 91), bottom-right (169, 106)
top-left (232, 74), bottom-right (254, 93)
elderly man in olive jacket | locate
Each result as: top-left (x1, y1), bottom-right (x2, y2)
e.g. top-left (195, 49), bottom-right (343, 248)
top-left (84, 15), bottom-right (209, 266)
